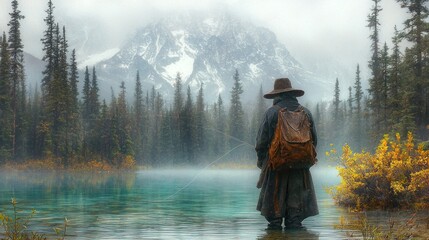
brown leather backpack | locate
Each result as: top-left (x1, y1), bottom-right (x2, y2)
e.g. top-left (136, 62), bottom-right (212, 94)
top-left (268, 105), bottom-right (317, 170)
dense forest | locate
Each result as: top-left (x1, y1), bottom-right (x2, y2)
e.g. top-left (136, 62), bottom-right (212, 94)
top-left (0, 0), bottom-right (428, 168)
top-left (316, 0), bottom-right (429, 153)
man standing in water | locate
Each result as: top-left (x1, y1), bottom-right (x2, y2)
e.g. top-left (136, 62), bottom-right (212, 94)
top-left (255, 78), bottom-right (318, 230)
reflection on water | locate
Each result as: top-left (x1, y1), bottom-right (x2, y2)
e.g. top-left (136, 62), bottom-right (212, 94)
top-left (0, 167), bottom-right (353, 239)
top-left (258, 227), bottom-right (320, 240)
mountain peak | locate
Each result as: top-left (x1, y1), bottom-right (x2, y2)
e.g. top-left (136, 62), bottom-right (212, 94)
top-left (93, 11), bottom-right (325, 103)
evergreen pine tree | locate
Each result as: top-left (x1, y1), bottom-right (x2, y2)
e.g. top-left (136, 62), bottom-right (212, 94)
top-left (87, 67), bottom-right (100, 155)
top-left (82, 66), bottom-right (91, 121)
top-left (396, 0), bottom-right (429, 134)
top-left (333, 78), bottom-right (341, 123)
top-left (98, 100), bottom-right (113, 162)
top-left (41, 0), bottom-right (55, 94)
top-left (229, 69), bottom-right (245, 142)
top-left (354, 64), bottom-right (364, 117)
top-left (389, 26), bottom-right (405, 134)
top-left (0, 32), bottom-right (12, 161)
top-left (69, 50), bottom-right (79, 109)
top-left (152, 92), bottom-right (164, 164)
top-left (89, 67), bottom-right (100, 118)
top-left (348, 86), bottom-right (353, 118)
top-left (81, 67), bottom-right (90, 160)
top-left (8, 0), bottom-right (26, 159)
top-left (133, 71), bottom-right (146, 164)
top-left (159, 108), bottom-right (173, 165)
top-left (173, 73), bottom-right (184, 160)
top-left (68, 49), bottom-right (80, 158)
top-left (39, 1), bottom-right (66, 158)
top-left (331, 78), bottom-right (344, 147)
top-left (149, 86), bottom-right (156, 112)
top-left (354, 64), bottom-right (365, 150)
top-left (215, 94), bottom-right (227, 156)
top-left (117, 81), bottom-right (132, 158)
top-left (398, 47), bottom-right (417, 135)
top-left (367, 0), bottom-right (383, 139)
top-left (55, 25), bottom-right (71, 162)
top-left (194, 83), bottom-right (205, 159)
top-left (59, 26), bottom-right (68, 91)
top-left (380, 42), bottom-right (390, 133)
top-left (182, 86), bottom-right (194, 162)
top-left (108, 92), bottom-right (120, 162)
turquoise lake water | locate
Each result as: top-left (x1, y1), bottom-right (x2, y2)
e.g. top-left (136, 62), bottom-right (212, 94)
top-left (0, 167), bottom-right (364, 239)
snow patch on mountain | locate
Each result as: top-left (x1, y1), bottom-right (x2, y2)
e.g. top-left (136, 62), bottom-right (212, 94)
top-left (161, 30), bottom-right (196, 85)
top-left (93, 12), bottom-right (331, 103)
top-left (78, 48), bottom-right (120, 69)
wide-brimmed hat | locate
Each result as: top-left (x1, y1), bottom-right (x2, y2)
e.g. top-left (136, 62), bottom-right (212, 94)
top-left (263, 78), bottom-right (304, 99)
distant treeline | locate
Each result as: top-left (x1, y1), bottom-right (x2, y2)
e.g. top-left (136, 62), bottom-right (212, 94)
top-left (0, 1), bottom-right (264, 166)
top-left (1, 0), bottom-right (428, 167)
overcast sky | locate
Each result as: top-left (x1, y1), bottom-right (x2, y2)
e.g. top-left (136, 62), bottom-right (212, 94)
top-left (0, 0), bottom-right (408, 85)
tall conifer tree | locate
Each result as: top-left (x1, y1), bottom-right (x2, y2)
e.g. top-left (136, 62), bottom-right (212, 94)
top-left (389, 26), bottom-right (406, 134)
top-left (396, 0), bottom-right (429, 134)
top-left (8, 0), bottom-right (26, 159)
top-left (0, 33), bottom-right (12, 161)
top-left (182, 86), bottom-right (194, 161)
top-left (348, 86), bottom-right (353, 118)
top-left (333, 78), bottom-right (341, 124)
top-left (67, 49), bottom-right (80, 159)
top-left (215, 94), bottom-right (227, 156)
top-left (229, 69), bottom-right (245, 142)
top-left (173, 73), bottom-right (184, 159)
top-left (380, 42), bottom-right (390, 132)
top-left (152, 92), bottom-right (164, 163)
top-left (354, 64), bottom-right (363, 117)
top-left (117, 81), bottom-right (132, 157)
top-left (195, 84), bottom-right (205, 158)
top-left (82, 66), bottom-right (91, 121)
top-left (87, 67), bottom-right (100, 155)
top-left (41, 0), bottom-right (55, 94)
top-left (367, 0), bottom-right (383, 138)
top-left (354, 64), bottom-right (364, 150)
top-left (90, 67), bottom-right (100, 118)
top-left (133, 71), bottom-right (145, 163)
top-left (69, 49), bottom-right (79, 112)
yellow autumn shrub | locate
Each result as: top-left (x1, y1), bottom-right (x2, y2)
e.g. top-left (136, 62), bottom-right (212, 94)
top-left (328, 132), bottom-right (429, 210)
top-left (120, 155), bottom-right (137, 170)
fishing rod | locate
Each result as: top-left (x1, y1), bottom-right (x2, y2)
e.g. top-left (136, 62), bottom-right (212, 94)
top-left (164, 142), bottom-right (248, 200)
top-left (203, 126), bottom-right (255, 148)
top-left (161, 127), bottom-right (256, 200)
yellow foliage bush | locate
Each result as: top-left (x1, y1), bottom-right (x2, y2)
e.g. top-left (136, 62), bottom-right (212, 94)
top-left (120, 155), bottom-right (137, 170)
top-left (328, 132), bottom-right (429, 210)
top-left (1, 157), bottom-right (64, 171)
top-left (73, 159), bottom-right (113, 171)
top-left (1, 155), bottom-right (137, 171)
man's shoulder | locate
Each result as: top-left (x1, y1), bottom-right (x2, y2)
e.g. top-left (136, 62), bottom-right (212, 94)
top-left (300, 106), bottom-right (314, 121)
top-left (301, 106), bottom-right (312, 113)
top-left (263, 105), bottom-right (280, 120)
top-left (267, 105), bottom-right (281, 112)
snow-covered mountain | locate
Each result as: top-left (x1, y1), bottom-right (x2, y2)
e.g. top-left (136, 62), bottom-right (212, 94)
top-left (87, 12), bottom-right (330, 104)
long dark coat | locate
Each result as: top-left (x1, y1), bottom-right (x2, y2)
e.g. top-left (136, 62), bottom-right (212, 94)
top-left (255, 95), bottom-right (319, 220)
